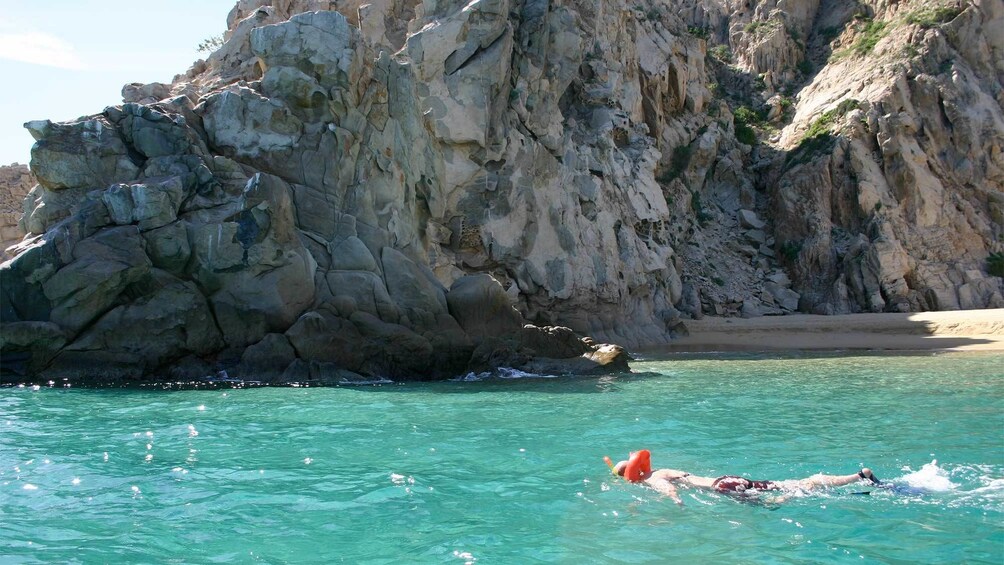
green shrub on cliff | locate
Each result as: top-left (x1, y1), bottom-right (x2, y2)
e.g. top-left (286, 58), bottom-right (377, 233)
top-left (735, 123), bottom-right (756, 145)
top-left (786, 99), bottom-right (860, 167)
top-left (988, 252), bottom-right (1004, 278)
top-left (657, 143), bottom-right (693, 183)
top-left (779, 240), bottom-right (803, 262)
top-left (801, 99), bottom-right (860, 140)
top-left (688, 26), bottom-right (710, 40)
top-left (786, 132), bottom-right (835, 167)
top-left (841, 19), bottom-right (887, 57)
top-left (733, 106), bottom-right (763, 145)
top-left (820, 25), bottom-right (843, 43)
top-left (197, 34), bottom-right (225, 53)
top-left (708, 45), bottom-right (732, 63)
top-left (744, 19), bottom-right (780, 36)
top-left (779, 96), bottom-right (795, 114)
top-left (690, 190), bottom-right (713, 225)
top-left (906, 6), bottom-right (963, 29)
top-left (859, 20), bottom-right (887, 52)
top-left (733, 106), bottom-right (762, 124)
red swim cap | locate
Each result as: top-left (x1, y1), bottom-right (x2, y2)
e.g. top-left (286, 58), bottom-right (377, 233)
top-left (623, 450), bottom-right (652, 482)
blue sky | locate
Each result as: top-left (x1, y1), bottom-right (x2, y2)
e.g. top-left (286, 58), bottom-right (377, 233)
top-left (0, 0), bottom-right (236, 165)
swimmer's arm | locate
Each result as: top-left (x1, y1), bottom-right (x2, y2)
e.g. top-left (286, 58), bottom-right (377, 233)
top-left (647, 478), bottom-right (683, 505)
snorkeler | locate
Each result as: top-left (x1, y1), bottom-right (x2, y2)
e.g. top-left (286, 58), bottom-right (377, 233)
top-left (606, 450), bottom-right (880, 505)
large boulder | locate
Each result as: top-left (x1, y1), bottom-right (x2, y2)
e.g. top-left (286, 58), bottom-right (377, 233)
top-left (102, 176), bottom-right (186, 231)
top-left (122, 82), bottom-right (171, 105)
top-left (348, 311), bottom-right (437, 378)
top-left (188, 172), bottom-right (316, 336)
top-left (200, 87), bottom-right (304, 163)
top-left (25, 117), bottom-right (139, 191)
top-left (446, 274), bottom-right (523, 338)
top-left (519, 324), bottom-right (591, 359)
top-left (382, 247), bottom-right (448, 329)
top-left (285, 309), bottom-right (368, 370)
top-left (42, 226), bottom-right (151, 334)
top-left (234, 333), bottom-right (298, 382)
top-left (520, 344), bottom-right (631, 375)
top-left (1, 231), bottom-right (70, 324)
top-left (44, 270), bottom-right (223, 381)
top-left (142, 221), bottom-right (191, 275)
top-left (0, 321), bottom-right (66, 379)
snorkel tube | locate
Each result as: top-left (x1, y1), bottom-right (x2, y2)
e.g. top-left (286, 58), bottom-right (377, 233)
top-left (604, 456), bottom-right (617, 473)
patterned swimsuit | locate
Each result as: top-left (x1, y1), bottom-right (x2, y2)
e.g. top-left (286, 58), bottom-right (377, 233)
top-left (712, 476), bottom-right (780, 493)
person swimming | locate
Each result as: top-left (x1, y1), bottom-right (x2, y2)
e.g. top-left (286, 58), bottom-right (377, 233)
top-left (608, 450), bottom-right (880, 505)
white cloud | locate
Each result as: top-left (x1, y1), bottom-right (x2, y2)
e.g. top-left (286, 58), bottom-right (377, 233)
top-left (0, 31), bottom-right (88, 70)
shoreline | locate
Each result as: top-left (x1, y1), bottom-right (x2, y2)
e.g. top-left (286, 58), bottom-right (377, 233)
top-left (646, 309), bottom-right (1004, 353)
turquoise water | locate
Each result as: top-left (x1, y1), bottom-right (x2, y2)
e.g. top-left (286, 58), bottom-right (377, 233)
top-left (2, 352), bottom-right (1002, 563)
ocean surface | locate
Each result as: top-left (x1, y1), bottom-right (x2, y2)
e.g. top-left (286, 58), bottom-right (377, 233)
top-left (2, 352), bottom-right (1002, 563)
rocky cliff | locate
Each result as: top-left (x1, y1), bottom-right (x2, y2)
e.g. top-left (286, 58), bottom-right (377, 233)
top-left (2, 0), bottom-right (1001, 382)
top-left (757, 0), bottom-right (1004, 314)
top-left (0, 164), bottom-right (33, 262)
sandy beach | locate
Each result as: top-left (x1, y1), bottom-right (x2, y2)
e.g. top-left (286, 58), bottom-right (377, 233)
top-left (655, 309), bottom-right (1004, 353)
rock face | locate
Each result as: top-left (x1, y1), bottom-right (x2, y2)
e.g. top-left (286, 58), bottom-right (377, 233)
top-left (760, 0), bottom-right (1004, 314)
top-left (2, 0), bottom-right (1002, 382)
top-left (0, 164), bottom-right (34, 261)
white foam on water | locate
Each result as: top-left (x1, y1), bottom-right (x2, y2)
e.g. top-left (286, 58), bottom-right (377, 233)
top-left (897, 460), bottom-right (957, 492)
top-left (452, 368), bottom-right (558, 381)
top-left (390, 473), bottom-right (415, 486)
top-left (965, 478), bottom-right (1004, 501)
top-left (497, 367), bottom-right (557, 379)
top-left (452, 371), bottom-right (490, 382)
top-left (333, 375), bottom-right (394, 386)
top-left (947, 467), bottom-right (1004, 509)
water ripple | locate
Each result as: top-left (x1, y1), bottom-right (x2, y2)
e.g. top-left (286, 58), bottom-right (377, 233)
top-left (1, 353), bottom-right (1001, 562)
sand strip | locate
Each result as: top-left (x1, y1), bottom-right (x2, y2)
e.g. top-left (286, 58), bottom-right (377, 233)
top-left (652, 309), bottom-right (1004, 353)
